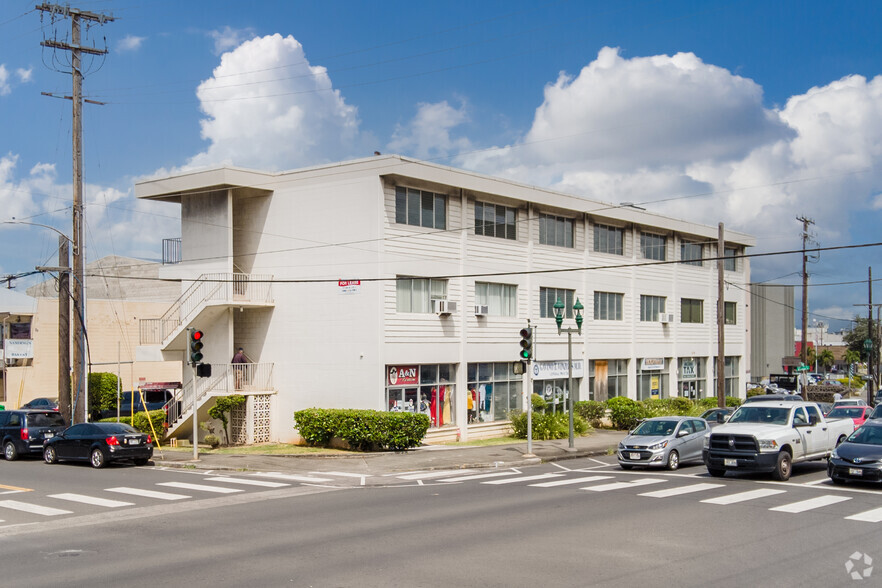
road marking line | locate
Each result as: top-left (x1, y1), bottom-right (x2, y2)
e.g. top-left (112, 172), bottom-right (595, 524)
top-left (639, 483), bottom-right (725, 498)
top-left (803, 479), bottom-right (829, 486)
top-left (48, 493), bottom-right (133, 508)
top-left (701, 488), bottom-right (787, 505)
top-left (397, 470), bottom-right (476, 480)
top-left (846, 507), bottom-right (882, 523)
top-left (437, 471), bottom-right (519, 483)
top-left (157, 482), bottom-right (242, 494)
top-left (587, 458), bottom-right (608, 465)
top-left (585, 478), bottom-right (667, 492)
top-left (769, 495), bottom-right (852, 513)
top-left (483, 473), bottom-right (564, 485)
top-left (203, 477), bottom-right (290, 488)
top-left (106, 487), bottom-right (190, 500)
top-left (251, 473), bottom-right (335, 483)
top-left (530, 476), bottom-right (614, 488)
top-left (310, 471), bottom-right (372, 478)
top-left (0, 500), bottom-right (72, 516)
top-left (0, 484), bottom-right (32, 492)
top-left (551, 463), bottom-right (573, 472)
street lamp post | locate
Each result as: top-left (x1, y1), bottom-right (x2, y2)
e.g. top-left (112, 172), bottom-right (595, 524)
top-left (553, 297), bottom-right (584, 450)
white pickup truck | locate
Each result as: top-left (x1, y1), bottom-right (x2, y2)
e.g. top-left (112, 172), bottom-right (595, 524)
top-left (702, 400), bottom-right (854, 481)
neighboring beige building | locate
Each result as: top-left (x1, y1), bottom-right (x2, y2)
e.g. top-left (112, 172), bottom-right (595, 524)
top-left (0, 256), bottom-right (182, 408)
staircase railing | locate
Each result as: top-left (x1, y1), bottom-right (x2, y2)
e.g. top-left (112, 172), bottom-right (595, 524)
top-left (165, 363), bottom-right (274, 428)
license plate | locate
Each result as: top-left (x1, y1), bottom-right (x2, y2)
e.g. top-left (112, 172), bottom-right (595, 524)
top-left (724, 458), bottom-right (737, 467)
top-left (44, 432), bottom-right (54, 439)
top-left (629, 452), bottom-right (641, 460)
top-left (127, 438), bottom-right (140, 445)
top-left (849, 468), bottom-right (863, 476)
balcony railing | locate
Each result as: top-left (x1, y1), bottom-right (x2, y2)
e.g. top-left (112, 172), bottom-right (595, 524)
top-left (162, 238), bottom-right (182, 265)
top-left (166, 362), bottom-right (274, 427)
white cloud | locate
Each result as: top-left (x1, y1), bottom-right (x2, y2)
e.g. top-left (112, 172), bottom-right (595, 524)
top-left (187, 34), bottom-right (363, 171)
top-left (209, 26), bottom-right (256, 56)
top-left (387, 100), bottom-right (471, 160)
top-left (0, 65), bottom-right (10, 96)
top-left (118, 35), bottom-right (146, 52)
top-left (15, 67), bottom-right (32, 83)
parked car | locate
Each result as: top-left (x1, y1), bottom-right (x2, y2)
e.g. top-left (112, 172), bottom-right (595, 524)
top-left (43, 422), bottom-right (153, 468)
top-left (0, 410), bottom-right (67, 460)
top-left (826, 406), bottom-right (870, 430)
top-left (828, 420), bottom-right (882, 484)
top-left (868, 405), bottom-right (882, 420)
top-left (699, 407), bottom-right (734, 427)
top-left (20, 397), bottom-right (58, 410)
top-left (832, 398), bottom-right (867, 409)
top-left (743, 393), bottom-right (801, 404)
top-left (817, 402), bottom-right (835, 417)
top-left (617, 416), bottom-right (709, 471)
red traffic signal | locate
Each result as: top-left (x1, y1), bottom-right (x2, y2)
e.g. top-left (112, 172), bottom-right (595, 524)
top-left (192, 330), bottom-right (203, 341)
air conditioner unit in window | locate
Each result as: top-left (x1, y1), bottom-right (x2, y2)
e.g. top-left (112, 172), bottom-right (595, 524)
top-left (474, 304), bottom-right (489, 316)
top-left (659, 313), bottom-right (675, 324)
top-left (432, 299), bottom-right (457, 315)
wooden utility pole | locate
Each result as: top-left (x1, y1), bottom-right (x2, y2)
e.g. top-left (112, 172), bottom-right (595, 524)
top-left (58, 237), bottom-right (71, 421)
top-left (36, 3), bottom-right (114, 423)
top-left (717, 223), bottom-right (726, 407)
top-left (797, 216), bottom-right (814, 395)
top-left (870, 268), bottom-right (875, 405)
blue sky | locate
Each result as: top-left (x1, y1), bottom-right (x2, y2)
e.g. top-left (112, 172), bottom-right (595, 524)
top-left (1, 0), bottom-right (881, 332)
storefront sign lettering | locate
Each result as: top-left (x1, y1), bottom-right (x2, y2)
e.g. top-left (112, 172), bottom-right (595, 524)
top-left (641, 357), bottom-right (665, 371)
top-left (338, 280), bottom-right (361, 295)
top-left (3, 339), bottom-right (33, 359)
top-left (388, 365), bottom-right (419, 386)
top-left (532, 360), bottom-right (584, 380)
top-left (681, 359), bottom-right (697, 380)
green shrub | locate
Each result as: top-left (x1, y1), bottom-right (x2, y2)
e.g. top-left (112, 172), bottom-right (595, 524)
top-left (746, 388), bottom-right (766, 398)
top-left (204, 434), bottom-right (221, 448)
top-left (531, 393), bottom-right (548, 413)
top-left (509, 411), bottom-right (589, 440)
top-left (293, 409), bottom-right (429, 451)
top-left (99, 409), bottom-right (166, 440)
top-left (725, 396), bottom-right (742, 407)
top-left (606, 397), bottom-right (647, 430)
top-left (574, 400), bottom-right (606, 426)
top-left (88, 372), bottom-right (119, 418)
top-left (642, 397), bottom-right (695, 417)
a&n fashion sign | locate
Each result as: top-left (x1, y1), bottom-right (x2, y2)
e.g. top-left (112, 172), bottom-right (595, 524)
top-left (387, 365), bottom-right (418, 386)
top-left (532, 360), bottom-right (584, 380)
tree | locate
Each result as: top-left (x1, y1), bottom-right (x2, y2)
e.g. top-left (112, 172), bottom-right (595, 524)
top-left (817, 349), bottom-right (835, 374)
top-left (805, 345), bottom-right (817, 369)
top-left (88, 372), bottom-right (119, 420)
top-left (844, 350), bottom-right (861, 386)
top-left (208, 395), bottom-right (246, 445)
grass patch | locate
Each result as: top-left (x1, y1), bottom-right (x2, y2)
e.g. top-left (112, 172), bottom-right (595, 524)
top-left (434, 436), bottom-right (522, 448)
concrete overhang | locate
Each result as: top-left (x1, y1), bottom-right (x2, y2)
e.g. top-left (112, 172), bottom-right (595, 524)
top-left (135, 167), bottom-right (274, 203)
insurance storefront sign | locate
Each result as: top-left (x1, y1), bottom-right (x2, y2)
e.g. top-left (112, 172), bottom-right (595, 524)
top-left (532, 360), bottom-right (584, 380)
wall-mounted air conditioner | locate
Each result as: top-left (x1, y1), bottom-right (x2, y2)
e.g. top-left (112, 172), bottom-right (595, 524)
top-left (474, 305), bottom-right (489, 316)
top-left (659, 313), bottom-right (675, 324)
top-left (432, 299), bottom-right (457, 315)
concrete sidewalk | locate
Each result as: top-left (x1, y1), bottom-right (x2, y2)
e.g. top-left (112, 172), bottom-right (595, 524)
top-left (151, 429), bottom-right (627, 478)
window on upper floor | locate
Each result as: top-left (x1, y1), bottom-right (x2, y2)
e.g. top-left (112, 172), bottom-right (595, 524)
top-left (594, 291), bottom-right (624, 321)
top-left (725, 301), bottom-right (737, 325)
top-left (475, 282), bottom-right (517, 316)
top-left (681, 298), bottom-right (704, 323)
top-left (539, 214), bottom-right (574, 248)
top-left (640, 233), bottom-right (666, 261)
top-left (640, 295), bottom-right (666, 322)
top-left (475, 201), bottom-right (517, 240)
top-left (396, 277), bottom-right (448, 313)
top-left (724, 247), bottom-right (737, 272)
top-left (594, 224), bottom-right (624, 255)
top-left (395, 186), bottom-right (447, 230)
top-left (681, 241), bottom-right (703, 266)
top-left (540, 287), bottom-right (574, 319)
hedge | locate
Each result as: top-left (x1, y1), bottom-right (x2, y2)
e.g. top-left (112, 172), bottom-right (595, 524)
top-left (509, 410), bottom-right (589, 440)
top-left (99, 409), bottom-right (166, 440)
top-left (606, 397), bottom-right (647, 430)
top-left (293, 408), bottom-right (430, 451)
top-left (574, 400), bottom-right (606, 426)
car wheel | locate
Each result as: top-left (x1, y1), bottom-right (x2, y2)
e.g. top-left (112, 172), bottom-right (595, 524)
top-left (4, 441), bottom-right (18, 461)
top-left (830, 476), bottom-right (846, 485)
top-left (619, 463), bottom-right (634, 470)
top-left (665, 450), bottom-right (679, 471)
top-left (44, 445), bottom-right (58, 464)
top-left (90, 448), bottom-right (107, 469)
top-left (836, 435), bottom-right (846, 447)
top-left (707, 467), bottom-right (726, 477)
top-left (133, 458), bottom-right (149, 466)
top-left (772, 451), bottom-right (792, 481)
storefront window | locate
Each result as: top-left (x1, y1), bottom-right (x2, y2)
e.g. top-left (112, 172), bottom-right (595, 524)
top-left (637, 358), bottom-right (668, 400)
top-left (678, 357), bottom-right (706, 399)
top-left (713, 356), bottom-right (740, 397)
top-left (467, 362), bottom-right (522, 422)
top-left (532, 378), bottom-right (572, 413)
top-left (386, 364), bottom-right (456, 428)
top-left (589, 359), bottom-right (628, 400)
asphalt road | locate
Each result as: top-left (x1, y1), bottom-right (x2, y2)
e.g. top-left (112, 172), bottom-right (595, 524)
top-left (1, 456), bottom-right (880, 586)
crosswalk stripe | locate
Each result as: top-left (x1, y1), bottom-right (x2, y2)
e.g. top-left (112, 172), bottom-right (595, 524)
top-left (639, 483), bottom-right (725, 498)
top-left (529, 476), bottom-right (614, 488)
top-left (396, 470), bottom-right (475, 480)
top-left (251, 472), bottom-right (334, 483)
top-left (769, 495), bottom-right (852, 513)
top-left (0, 500), bottom-right (72, 516)
top-left (585, 478), bottom-right (667, 492)
top-left (310, 471), bottom-right (372, 479)
top-left (157, 482), bottom-right (243, 494)
top-left (106, 487), bottom-right (190, 501)
top-left (48, 493), bottom-right (133, 508)
top-left (203, 477), bottom-right (289, 488)
top-left (483, 473), bottom-right (564, 485)
top-left (437, 472), bottom-right (519, 483)
top-left (845, 507), bottom-right (882, 523)
top-left (701, 488), bottom-right (787, 505)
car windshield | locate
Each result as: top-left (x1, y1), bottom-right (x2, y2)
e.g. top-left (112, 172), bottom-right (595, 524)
top-left (728, 406), bottom-right (791, 425)
top-left (632, 420), bottom-right (678, 436)
top-left (28, 412), bottom-right (66, 427)
top-left (828, 407), bottom-right (865, 419)
top-left (98, 423), bottom-right (139, 434)
top-left (846, 426), bottom-right (882, 445)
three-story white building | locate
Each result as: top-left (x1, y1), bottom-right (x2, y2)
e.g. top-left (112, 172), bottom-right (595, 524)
top-left (135, 155), bottom-right (754, 443)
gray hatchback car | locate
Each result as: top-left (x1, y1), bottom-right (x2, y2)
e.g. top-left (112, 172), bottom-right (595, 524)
top-left (617, 415), bottom-right (709, 471)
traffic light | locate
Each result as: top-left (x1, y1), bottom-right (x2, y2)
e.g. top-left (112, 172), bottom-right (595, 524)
top-left (519, 327), bottom-right (533, 361)
top-left (189, 329), bottom-right (204, 365)
top-left (196, 363), bottom-right (212, 378)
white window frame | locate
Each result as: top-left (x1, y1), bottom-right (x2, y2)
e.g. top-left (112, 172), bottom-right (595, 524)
top-left (594, 291), bottom-right (623, 321)
top-left (396, 277), bottom-right (448, 313)
top-left (475, 282), bottom-right (517, 317)
top-left (640, 295), bottom-right (666, 322)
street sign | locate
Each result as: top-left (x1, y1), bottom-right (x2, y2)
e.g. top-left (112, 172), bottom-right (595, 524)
top-left (795, 365), bottom-right (810, 372)
top-left (782, 356), bottom-right (801, 368)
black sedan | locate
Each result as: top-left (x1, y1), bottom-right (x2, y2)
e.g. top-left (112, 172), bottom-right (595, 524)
top-left (21, 397), bottom-right (59, 410)
top-left (827, 420), bottom-right (882, 484)
top-left (43, 422), bottom-right (153, 468)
